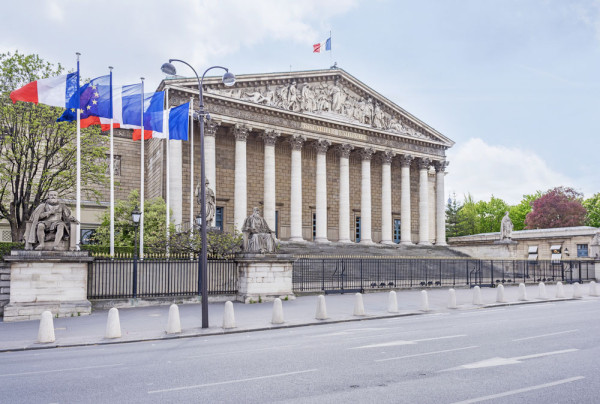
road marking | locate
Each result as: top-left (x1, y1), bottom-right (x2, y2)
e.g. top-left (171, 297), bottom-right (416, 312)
top-left (147, 369), bottom-right (318, 394)
top-left (450, 376), bottom-right (585, 404)
top-left (350, 334), bottom-right (466, 349)
top-left (459, 309), bottom-right (506, 315)
top-left (375, 346), bottom-right (479, 362)
top-left (0, 363), bottom-right (122, 377)
top-left (442, 348), bottom-right (578, 371)
top-left (512, 329), bottom-right (579, 342)
top-left (312, 327), bottom-right (389, 338)
top-left (189, 344), bottom-right (298, 358)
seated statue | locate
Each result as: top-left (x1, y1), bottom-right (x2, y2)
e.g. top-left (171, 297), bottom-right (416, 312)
top-left (24, 190), bottom-right (78, 251)
top-left (241, 207), bottom-right (278, 253)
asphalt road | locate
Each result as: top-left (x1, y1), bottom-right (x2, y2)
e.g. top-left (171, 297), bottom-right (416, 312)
top-left (1, 298), bottom-right (598, 403)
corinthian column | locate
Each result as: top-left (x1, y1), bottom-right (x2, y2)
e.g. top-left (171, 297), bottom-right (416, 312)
top-left (233, 125), bottom-right (249, 232)
top-left (380, 150), bottom-right (395, 244)
top-left (314, 139), bottom-right (330, 243)
top-left (289, 136), bottom-right (305, 242)
top-left (204, 121), bottom-right (219, 227)
top-left (418, 157), bottom-right (431, 245)
top-left (359, 148), bottom-right (375, 244)
top-left (336, 144), bottom-right (353, 243)
top-left (399, 155), bottom-right (413, 244)
top-left (434, 160), bottom-right (449, 246)
top-left (261, 130), bottom-right (279, 231)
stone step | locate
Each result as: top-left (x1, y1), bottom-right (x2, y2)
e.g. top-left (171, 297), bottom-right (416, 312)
top-left (278, 241), bottom-right (470, 258)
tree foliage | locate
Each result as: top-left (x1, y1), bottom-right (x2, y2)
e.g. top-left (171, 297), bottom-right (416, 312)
top-left (0, 51), bottom-right (108, 241)
top-left (524, 187), bottom-right (587, 229)
top-left (445, 193), bottom-right (462, 238)
top-left (508, 191), bottom-right (542, 231)
top-left (456, 194), bottom-right (509, 235)
top-left (583, 193), bottom-right (600, 228)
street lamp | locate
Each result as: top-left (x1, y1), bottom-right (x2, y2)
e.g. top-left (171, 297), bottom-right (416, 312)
top-left (161, 59), bottom-right (235, 329)
top-left (131, 205), bottom-right (141, 298)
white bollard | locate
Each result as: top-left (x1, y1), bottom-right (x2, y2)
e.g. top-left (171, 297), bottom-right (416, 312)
top-left (37, 310), bottom-right (55, 343)
top-left (496, 284), bottom-right (506, 303)
top-left (387, 291), bottom-right (399, 313)
top-left (472, 286), bottom-right (483, 305)
top-left (420, 290), bottom-right (429, 312)
top-left (573, 282), bottom-right (582, 299)
top-left (315, 295), bottom-right (328, 320)
top-left (222, 301), bottom-right (236, 329)
top-left (517, 283), bottom-right (528, 301)
top-left (353, 293), bottom-right (366, 316)
top-left (447, 289), bottom-right (457, 309)
top-left (537, 282), bottom-right (547, 300)
top-left (556, 281), bottom-right (565, 298)
top-left (589, 281), bottom-right (598, 297)
top-left (105, 307), bottom-right (121, 339)
top-left (166, 304), bottom-right (181, 334)
top-left (272, 298), bottom-right (284, 324)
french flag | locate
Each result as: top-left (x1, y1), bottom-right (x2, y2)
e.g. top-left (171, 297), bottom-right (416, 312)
top-left (10, 73), bottom-right (78, 107)
top-left (98, 83), bottom-right (143, 131)
top-left (313, 37), bottom-right (331, 53)
top-left (130, 91), bottom-right (165, 140)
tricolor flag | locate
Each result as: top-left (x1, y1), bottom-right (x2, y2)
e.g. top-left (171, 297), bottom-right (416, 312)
top-left (313, 37), bottom-right (331, 53)
top-left (131, 91), bottom-right (166, 140)
top-left (9, 73), bottom-right (78, 107)
top-left (166, 102), bottom-right (190, 141)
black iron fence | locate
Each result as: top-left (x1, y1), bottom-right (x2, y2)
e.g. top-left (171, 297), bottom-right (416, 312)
top-left (88, 258), bottom-right (237, 299)
top-left (293, 257), bottom-right (596, 293)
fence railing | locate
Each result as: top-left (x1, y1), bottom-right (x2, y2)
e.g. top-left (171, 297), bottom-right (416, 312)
top-left (292, 258), bottom-right (596, 293)
top-left (88, 258), bottom-right (237, 299)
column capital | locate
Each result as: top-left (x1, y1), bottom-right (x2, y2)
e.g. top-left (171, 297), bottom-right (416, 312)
top-left (434, 160), bottom-right (449, 173)
top-left (313, 139), bottom-right (331, 154)
top-left (288, 135), bottom-right (306, 151)
top-left (204, 121), bottom-right (219, 137)
top-left (399, 154), bottom-right (414, 167)
top-left (359, 147), bottom-right (375, 161)
top-left (261, 130), bottom-right (280, 146)
top-left (417, 157), bottom-right (431, 170)
top-left (233, 124), bottom-right (249, 142)
top-left (380, 150), bottom-right (395, 165)
top-left (335, 144), bottom-right (354, 159)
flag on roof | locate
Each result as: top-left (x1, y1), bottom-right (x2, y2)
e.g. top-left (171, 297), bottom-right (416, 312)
top-left (313, 37), bottom-right (331, 53)
top-left (9, 73), bottom-right (78, 107)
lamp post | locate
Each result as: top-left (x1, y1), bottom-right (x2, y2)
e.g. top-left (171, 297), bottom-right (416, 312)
top-left (131, 206), bottom-right (141, 298)
top-left (161, 60), bottom-right (235, 329)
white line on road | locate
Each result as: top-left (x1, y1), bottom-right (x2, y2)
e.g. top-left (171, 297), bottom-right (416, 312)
top-left (375, 346), bottom-right (479, 362)
top-left (148, 369), bottom-right (318, 394)
top-left (349, 334), bottom-right (466, 349)
top-left (513, 348), bottom-right (578, 361)
top-left (458, 309), bottom-right (506, 315)
top-left (413, 334), bottom-right (467, 342)
top-left (512, 329), bottom-right (579, 342)
top-left (450, 376), bottom-right (585, 404)
top-left (189, 344), bottom-right (298, 358)
top-left (442, 348), bottom-right (579, 371)
top-left (0, 363), bottom-right (122, 377)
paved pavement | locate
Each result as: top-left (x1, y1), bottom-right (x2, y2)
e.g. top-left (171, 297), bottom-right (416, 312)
top-left (0, 282), bottom-right (596, 352)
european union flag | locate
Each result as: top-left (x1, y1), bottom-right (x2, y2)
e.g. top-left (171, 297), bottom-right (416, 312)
top-left (57, 75), bottom-right (111, 122)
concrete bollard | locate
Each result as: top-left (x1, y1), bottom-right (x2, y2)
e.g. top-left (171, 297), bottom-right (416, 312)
top-left (222, 301), bottom-right (236, 329)
top-left (589, 281), bottom-right (598, 297)
top-left (472, 286), bottom-right (483, 305)
top-left (518, 283), bottom-right (528, 301)
top-left (556, 281), bottom-right (565, 298)
top-left (166, 304), bottom-right (181, 334)
top-left (315, 295), bottom-right (328, 320)
top-left (496, 284), bottom-right (506, 303)
top-left (448, 289), bottom-right (457, 309)
top-left (537, 282), bottom-right (547, 300)
top-left (573, 282), bottom-right (582, 299)
top-left (353, 293), bottom-right (366, 316)
top-left (387, 291), bottom-right (399, 313)
top-left (105, 307), bottom-right (121, 339)
top-left (272, 298), bottom-right (284, 324)
top-left (420, 290), bottom-right (429, 312)
top-left (37, 310), bottom-right (56, 343)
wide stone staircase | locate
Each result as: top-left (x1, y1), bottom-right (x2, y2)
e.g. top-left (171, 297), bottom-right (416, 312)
top-left (278, 241), bottom-right (470, 258)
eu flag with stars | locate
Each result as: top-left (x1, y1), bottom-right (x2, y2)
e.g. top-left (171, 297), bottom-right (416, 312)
top-left (57, 75), bottom-right (111, 122)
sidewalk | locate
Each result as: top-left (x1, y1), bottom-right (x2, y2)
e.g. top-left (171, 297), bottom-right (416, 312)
top-left (0, 283), bottom-right (596, 352)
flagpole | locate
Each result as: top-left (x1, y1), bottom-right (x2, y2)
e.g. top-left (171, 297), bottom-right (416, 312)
top-left (189, 97), bottom-right (194, 232)
top-left (140, 77), bottom-right (145, 259)
top-left (76, 52), bottom-right (81, 250)
top-left (165, 88), bottom-right (170, 256)
top-left (109, 66), bottom-right (114, 257)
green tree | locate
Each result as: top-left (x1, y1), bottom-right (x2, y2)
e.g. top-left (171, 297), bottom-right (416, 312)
top-left (455, 194), bottom-right (508, 235)
top-left (0, 51), bottom-right (108, 241)
top-left (509, 191), bottom-right (542, 231)
top-left (583, 193), bottom-right (600, 228)
top-left (445, 192), bottom-right (462, 238)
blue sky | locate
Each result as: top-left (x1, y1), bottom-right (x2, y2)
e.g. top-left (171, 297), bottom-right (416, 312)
top-left (2, 0), bottom-right (599, 204)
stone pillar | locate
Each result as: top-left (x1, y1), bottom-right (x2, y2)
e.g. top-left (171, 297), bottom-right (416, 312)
top-left (314, 139), bottom-right (331, 243)
top-left (336, 144), bottom-right (353, 243)
top-left (380, 150), bottom-right (395, 244)
top-left (261, 131), bottom-right (279, 231)
top-left (434, 161), bottom-right (449, 246)
top-left (204, 121), bottom-right (219, 227)
top-left (289, 136), bottom-right (305, 242)
top-left (418, 157), bottom-right (431, 245)
top-left (169, 139), bottom-right (183, 226)
top-left (360, 148), bottom-right (375, 244)
top-left (399, 155), bottom-right (413, 245)
top-left (233, 125), bottom-right (249, 233)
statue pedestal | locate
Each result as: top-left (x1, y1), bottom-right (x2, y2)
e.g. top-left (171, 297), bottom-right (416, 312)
top-left (3, 251), bottom-right (94, 322)
top-left (235, 254), bottom-right (296, 304)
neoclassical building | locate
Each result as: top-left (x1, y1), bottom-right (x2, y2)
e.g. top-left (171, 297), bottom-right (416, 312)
top-left (146, 67), bottom-right (454, 245)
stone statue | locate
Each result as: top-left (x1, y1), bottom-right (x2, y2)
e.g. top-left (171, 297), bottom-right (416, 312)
top-left (590, 231), bottom-right (600, 259)
top-left (500, 211), bottom-right (513, 240)
top-left (241, 207), bottom-right (277, 253)
top-left (24, 190), bottom-right (78, 251)
top-left (195, 178), bottom-right (216, 226)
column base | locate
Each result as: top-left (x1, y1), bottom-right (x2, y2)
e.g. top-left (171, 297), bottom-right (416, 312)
top-left (359, 239), bottom-right (375, 245)
top-left (380, 240), bottom-right (395, 245)
top-left (314, 238), bottom-right (330, 244)
top-left (400, 241), bottom-right (414, 245)
top-left (337, 239), bottom-right (353, 243)
top-left (288, 237), bottom-right (306, 243)
top-left (418, 241), bottom-right (432, 246)
top-left (436, 241), bottom-right (448, 246)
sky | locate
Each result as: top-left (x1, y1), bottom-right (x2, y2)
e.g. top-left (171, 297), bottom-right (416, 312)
top-left (2, 0), bottom-right (599, 204)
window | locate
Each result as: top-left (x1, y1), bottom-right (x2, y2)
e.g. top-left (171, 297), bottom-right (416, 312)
top-left (355, 216), bottom-right (361, 243)
top-left (80, 229), bottom-right (96, 245)
top-left (312, 213), bottom-right (316, 240)
top-left (550, 244), bottom-right (562, 262)
top-left (577, 244), bottom-right (588, 258)
top-left (215, 207), bottom-right (223, 231)
top-left (393, 219), bottom-right (401, 244)
top-left (527, 245), bottom-right (538, 261)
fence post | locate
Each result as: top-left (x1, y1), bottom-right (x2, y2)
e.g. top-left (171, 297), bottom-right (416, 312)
top-left (321, 259), bottom-right (325, 292)
top-left (360, 259), bottom-right (364, 292)
top-left (132, 256), bottom-right (138, 298)
top-left (490, 261), bottom-right (494, 288)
